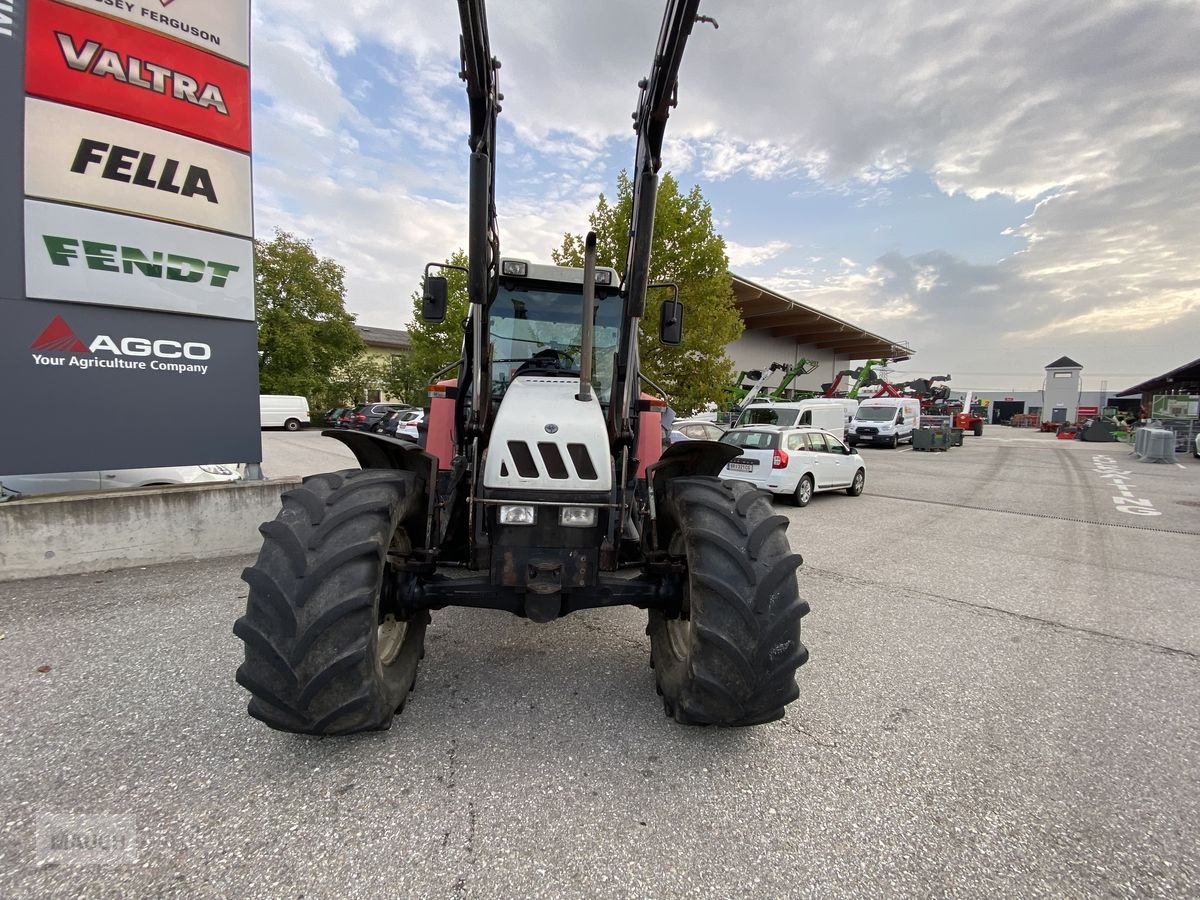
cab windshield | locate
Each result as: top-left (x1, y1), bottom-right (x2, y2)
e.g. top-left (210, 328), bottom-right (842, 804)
top-left (489, 284), bottom-right (622, 402)
top-left (856, 406), bottom-right (898, 422)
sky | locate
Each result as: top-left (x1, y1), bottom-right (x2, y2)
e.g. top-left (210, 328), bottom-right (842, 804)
top-left (249, 0), bottom-right (1200, 393)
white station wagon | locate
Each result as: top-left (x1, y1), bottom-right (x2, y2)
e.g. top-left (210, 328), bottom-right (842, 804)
top-left (718, 426), bottom-right (866, 507)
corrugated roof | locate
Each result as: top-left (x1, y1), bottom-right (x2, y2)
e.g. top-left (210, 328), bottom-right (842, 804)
top-left (731, 274), bottom-right (913, 361)
top-left (356, 325), bottom-right (411, 350)
top-left (1116, 356), bottom-right (1200, 396)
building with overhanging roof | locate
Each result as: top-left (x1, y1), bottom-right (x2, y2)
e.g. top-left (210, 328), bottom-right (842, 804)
top-left (1117, 356), bottom-right (1200, 408)
top-left (728, 274), bottom-right (913, 394)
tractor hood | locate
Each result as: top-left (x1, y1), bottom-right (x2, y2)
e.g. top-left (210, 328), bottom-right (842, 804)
top-left (483, 377), bottom-right (612, 492)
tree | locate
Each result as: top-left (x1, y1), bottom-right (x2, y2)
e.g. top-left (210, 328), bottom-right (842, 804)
top-left (256, 230), bottom-right (365, 400)
top-left (554, 172), bottom-right (742, 416)
top-left (406, 249), bottom-right (470, 385)
top-left (331, 355), bottom-right (386, 406)
top-left (381, 354), bottom-right (429, 407)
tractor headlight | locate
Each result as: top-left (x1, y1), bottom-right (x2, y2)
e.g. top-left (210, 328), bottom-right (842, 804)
top-left (559, 506), bottom-right (596, 527)
top-left (501, 260), bottom-right (528, 277)
top-left (499, 505), bottom-right (536, 525)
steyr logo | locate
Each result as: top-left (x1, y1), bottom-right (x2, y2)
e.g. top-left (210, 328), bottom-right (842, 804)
top-left (30, 316), bottom-right (213, 376)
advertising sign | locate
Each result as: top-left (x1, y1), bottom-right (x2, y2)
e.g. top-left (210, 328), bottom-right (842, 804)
top-left (0, 297), bottom-right (261, 473)
top-left (0, 2), bottom-right (26, 302)
top-left (25, 0), bottom-right (250, 151)
top-left (25, 98), bottom-right (252, 236)
top-left (1151, 395), bottom-right (1200, 418)
top-left (55, 0), bottom-right (250, 66)
top-left (25, 199), bottom-right (254, 320)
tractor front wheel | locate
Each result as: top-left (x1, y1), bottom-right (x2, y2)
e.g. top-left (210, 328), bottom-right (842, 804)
top-left (234, 468), bottom-right (429, 735)
top-left (648, 477), bottom-right (809, 726)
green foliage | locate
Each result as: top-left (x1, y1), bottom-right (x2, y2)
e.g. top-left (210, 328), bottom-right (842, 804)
top-left (381, 354), bottom-right (430, 406)
top-left (255, 230), bottom-right (365, 401)
top-left (554, 172), bottom-right (741, 416)
top-left (407, 249), bottom-right (470, 385)
top-left (331, 355), bottom-right (386, 406)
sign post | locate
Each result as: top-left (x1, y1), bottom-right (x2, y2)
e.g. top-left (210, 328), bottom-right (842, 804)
top-left (1, 0), bottom-right (259, 475)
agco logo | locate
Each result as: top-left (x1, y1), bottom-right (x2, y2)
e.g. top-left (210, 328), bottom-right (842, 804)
top-left (30, 315), bottom-right (212, 375)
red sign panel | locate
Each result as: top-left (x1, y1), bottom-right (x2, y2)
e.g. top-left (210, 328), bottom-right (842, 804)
top-left (1077, 406), bottom-right (1099, 416)
top-left (25, 0), bottom-right (250, 152)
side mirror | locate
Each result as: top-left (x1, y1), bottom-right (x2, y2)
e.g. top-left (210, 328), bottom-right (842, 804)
top-left (422, 276), bottom-right (448, 323)
top-left (659, 299), bottom-right (684, 346)
top-left (847, 447), bottom-right (858, 455)
top-left (897, 416), bottom-right (905, 424)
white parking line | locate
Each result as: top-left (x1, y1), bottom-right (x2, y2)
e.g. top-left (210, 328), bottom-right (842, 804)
top-left (899, 447), bottom-right (914, 453)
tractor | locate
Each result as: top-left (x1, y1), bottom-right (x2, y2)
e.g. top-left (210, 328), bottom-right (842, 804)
top-left (234, 0), bottom-right (809, 735)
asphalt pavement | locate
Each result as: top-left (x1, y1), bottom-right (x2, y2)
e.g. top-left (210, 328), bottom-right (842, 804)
top-left (2, 429), bottom-right (1198, 898)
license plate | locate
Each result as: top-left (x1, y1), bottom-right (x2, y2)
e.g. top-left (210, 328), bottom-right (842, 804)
top-left (727, 460), bottom-right (754, 473)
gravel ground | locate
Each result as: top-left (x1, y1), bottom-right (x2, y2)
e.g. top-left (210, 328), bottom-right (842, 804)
top-left (1, 430), bottom-right (1198, 898)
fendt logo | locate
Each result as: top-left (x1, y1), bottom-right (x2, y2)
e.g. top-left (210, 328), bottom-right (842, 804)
top-left (30, 316), bottom-right (213, 375)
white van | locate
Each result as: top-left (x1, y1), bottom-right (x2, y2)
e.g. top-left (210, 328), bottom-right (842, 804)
top-left (847, 397), bottom-right (921, 447)
top-left (736, 399), bottom-right (848, 436)
top-left (259, 395), bottom-right (310, 431)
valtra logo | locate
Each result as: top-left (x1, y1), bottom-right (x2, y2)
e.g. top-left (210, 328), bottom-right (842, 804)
top-left (30, 316), bottom-right (213, 375)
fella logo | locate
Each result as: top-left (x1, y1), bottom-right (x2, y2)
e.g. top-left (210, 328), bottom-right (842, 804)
top-left (30, 316), bottom-right (214, 375)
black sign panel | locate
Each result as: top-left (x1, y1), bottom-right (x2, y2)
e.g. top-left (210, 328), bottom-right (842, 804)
top-left (0, 298), bottom-right (261, 474)
top-left (0, 1), bottom-right (25, 301)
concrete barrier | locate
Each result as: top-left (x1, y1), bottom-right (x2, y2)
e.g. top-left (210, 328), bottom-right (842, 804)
top-left (0, 478), bottom-right (301, 582)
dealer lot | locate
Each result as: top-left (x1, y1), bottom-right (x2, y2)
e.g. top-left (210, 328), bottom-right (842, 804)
top-left (1, 432), bottom-right (1197, 897)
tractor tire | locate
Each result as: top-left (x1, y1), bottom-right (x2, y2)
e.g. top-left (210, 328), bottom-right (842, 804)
top-left (648, 477), bottom-right (808, 726)
top-left (234, 468), bottom-right (430, 735)
top-left (973, 421), bottom-right (984, 437)
top-left (846, 469), bottom-right (865, 496)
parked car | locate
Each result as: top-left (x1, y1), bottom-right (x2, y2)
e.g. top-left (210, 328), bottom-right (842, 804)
top-left (347, 403), bottom-right (411, 432)
top-left (0, 465), bottom-right (241, 501)
top-left (672, 418), bottom-right (727, 441)
top-left (324, 407), bottom-right (348, 426)
top-left (718, 425), bottom-right (865, 507)
top-left (382, 408), bottom-right (425, 441)
top-left (335, 409), bottom-right (356, 428)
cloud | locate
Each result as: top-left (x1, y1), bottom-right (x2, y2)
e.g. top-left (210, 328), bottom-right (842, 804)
top-left (726, 240), bottom-right (791, 268)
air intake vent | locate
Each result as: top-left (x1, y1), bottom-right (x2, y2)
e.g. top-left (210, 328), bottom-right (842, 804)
top-left (537, 442), bottom-right (569, 479)
top-left (567, 443), bottom-right (598, 480)
top-left (508, 441), bottom-right (539, 478)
